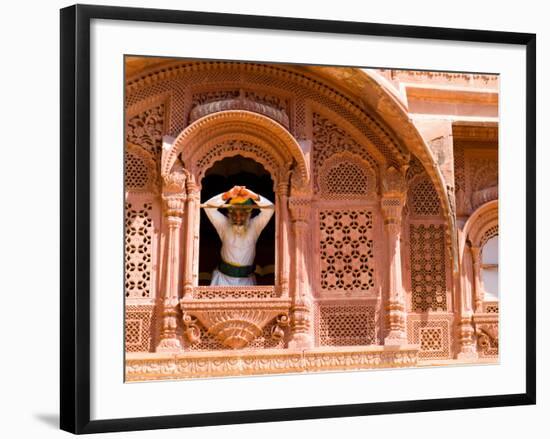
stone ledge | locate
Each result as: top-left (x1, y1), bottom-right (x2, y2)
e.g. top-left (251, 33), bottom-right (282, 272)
top-left (125, 345), bottom-right (420, 382)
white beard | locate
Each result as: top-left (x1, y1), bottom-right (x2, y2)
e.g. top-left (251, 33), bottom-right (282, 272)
top-left (231, 223), bottom-right (248, 236)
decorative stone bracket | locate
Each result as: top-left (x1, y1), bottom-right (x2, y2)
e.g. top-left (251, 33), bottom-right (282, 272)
top-left (180, 298), bottom-right (291, 349)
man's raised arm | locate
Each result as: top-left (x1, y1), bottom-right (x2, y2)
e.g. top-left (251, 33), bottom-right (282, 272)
top-left (251, 193), bottom-right (275, 234)
top-left (203, 193), bottom-right (229, 237)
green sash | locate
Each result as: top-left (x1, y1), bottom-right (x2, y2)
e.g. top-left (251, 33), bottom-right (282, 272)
top-left (218, 260), bottom-right (256, 278)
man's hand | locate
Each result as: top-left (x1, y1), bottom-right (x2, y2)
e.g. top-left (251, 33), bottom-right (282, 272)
top-left (222, 186), bottom-right (260, 202)
top-left (222, 186), bottom-right (243, 200)
top-left (238, 187), bottom-right (260, 201)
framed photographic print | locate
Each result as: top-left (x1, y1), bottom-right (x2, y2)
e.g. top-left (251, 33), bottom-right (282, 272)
top-left (60, 4), bottom-right (536, 434)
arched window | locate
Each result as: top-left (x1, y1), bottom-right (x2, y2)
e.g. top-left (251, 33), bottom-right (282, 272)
top-left (481, 235), bottom-right (498, 299)
top-left (198, 155), bottom-right (276, 286)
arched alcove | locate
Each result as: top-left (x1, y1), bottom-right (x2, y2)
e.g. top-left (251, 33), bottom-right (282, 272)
top-left (198, 156), bottom-right (276, 285)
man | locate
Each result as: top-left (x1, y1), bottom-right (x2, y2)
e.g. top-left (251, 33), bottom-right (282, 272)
top-left (204, 185), bottom-right (274, 286)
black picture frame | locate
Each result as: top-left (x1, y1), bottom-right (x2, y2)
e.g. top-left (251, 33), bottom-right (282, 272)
top-left (60, 4), bottom-right (536, 434)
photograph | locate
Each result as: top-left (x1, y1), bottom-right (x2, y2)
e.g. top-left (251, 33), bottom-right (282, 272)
top-left (123, 56), bottom-right (500, 382)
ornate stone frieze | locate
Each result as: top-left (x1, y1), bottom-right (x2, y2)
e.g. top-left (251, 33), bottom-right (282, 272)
top-left (125, 345), bottom-right (420, 381)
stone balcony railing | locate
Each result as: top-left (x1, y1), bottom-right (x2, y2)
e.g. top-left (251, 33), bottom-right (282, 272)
top-left (191, 285), bottom-right (282, 300)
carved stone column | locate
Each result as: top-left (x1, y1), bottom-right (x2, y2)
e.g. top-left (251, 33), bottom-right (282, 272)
top-left (288, 197), bottom-right (313, 349)
top-left (276, 169), bottom-right (292, 298)
top-left (457, 241), bottom-right (478, 359)
top-left (156, 172), bottom-right (186, 352)
top-left (381, 167), bottom-right (407, 345)
top-left (471, 246), bottom-right (483, 312)
top-left (183, 175), bottom-right (200, 299)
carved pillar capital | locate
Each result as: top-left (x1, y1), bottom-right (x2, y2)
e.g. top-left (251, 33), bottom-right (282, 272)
top-left (162, 197), bottom-right (185, 218)
top-left (380, 196), bottom-right (405, 227)
top-left (288, 197), bottom-right (311, 223)
top-left (381, 165), bottom-right (407, 196)
top-left (162, 171), bottom-right (187, 194)
top-left (276, 181), bottom-right (290, 197)
top-left (162, 171), bottom-right (187, 217)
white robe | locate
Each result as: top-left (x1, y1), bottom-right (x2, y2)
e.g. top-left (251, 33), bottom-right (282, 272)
top-left (204, 193), bottom-right (274, 286)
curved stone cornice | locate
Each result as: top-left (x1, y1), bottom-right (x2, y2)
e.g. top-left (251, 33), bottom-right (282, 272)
top-left (360, 69), bottom-right (457, 268)
top-left (126, 61), bottom-right (405, 164)
top-left (162, 110), bottom-right (309, 186)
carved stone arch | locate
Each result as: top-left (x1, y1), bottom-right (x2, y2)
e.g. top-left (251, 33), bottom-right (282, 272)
top-left (461, 200), bottom-right (498, 251)
top-left (192, 137), bottom-right (283, 189)
top-left (162, 110), bottom-right (309, 188)
top-left (459, 200), bottom-right (498, 324)
top-left (318, 151), bottom-right (377, 198)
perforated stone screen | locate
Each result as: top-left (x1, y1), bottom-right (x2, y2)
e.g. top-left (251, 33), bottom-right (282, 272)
top-left (408, 318), bottom-right (451, 359)
top-left (410, 178), bottom-right (441, 216)
top-left (316, 304), bottom-right (377, 346)
top-left (319, 210), bottom-right (375, 293)
top-left (409, 224), bottom-right (448, 312)
top-left (125, 305), bottom-right (155, 352)
top-left (125, 201), bottom-right (153, 298)
top-left (320, 160), bottom-right (373, 197)
top-left (125, 152), bottom-right (150, 190)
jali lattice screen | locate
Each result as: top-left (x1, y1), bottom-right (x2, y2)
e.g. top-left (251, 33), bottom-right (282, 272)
top-left (125, 201), bottom-right (153, 298)
top-left (409, 223), bottom-right (447, 312)
top-left (319, 209), bottom-right (375, 293)
top-left (316, 304), bottom-right (377, 346)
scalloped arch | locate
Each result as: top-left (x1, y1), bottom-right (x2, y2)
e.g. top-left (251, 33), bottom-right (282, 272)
top-left (461, 200), bottom-right (498, 249)
top-left (162, 110), bottom-right (309, 186)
